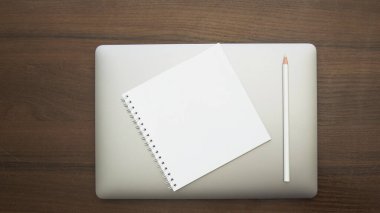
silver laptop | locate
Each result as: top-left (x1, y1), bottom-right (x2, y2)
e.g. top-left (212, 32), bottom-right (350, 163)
top-left (95, 43), bottom-right (317, 199)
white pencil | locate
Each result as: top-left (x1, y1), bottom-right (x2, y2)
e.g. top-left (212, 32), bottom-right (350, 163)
top-left (283, 56), bottom-right (290, 183)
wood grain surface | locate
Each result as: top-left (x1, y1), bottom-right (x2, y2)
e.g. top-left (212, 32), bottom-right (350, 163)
top-left (1, 0), bottom-right (379, 212)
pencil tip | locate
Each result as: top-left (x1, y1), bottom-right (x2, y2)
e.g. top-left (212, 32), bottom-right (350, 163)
top-left (283, 56), bottom-right (288, 64)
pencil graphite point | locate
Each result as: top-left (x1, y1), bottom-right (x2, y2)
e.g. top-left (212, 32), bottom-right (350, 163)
top-left (283, 56), bottom-right (288, 64)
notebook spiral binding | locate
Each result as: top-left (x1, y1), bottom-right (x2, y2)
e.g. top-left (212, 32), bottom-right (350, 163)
top-left (121, 95), bottom-right (177, 190)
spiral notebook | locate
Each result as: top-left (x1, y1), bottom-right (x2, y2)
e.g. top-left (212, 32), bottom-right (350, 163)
top-left (121, 44), bottom-right (271, 191)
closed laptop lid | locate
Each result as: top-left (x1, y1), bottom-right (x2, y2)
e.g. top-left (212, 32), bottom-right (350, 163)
top-left (95, 43), bottom-right (317, 199)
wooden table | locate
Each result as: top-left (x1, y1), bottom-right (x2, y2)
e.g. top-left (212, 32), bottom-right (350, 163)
top-left (1, 0), bottom-right (379, 212)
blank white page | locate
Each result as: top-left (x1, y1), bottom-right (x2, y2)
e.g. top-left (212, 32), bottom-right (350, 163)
top-left (121, 44), bottom-right (271, 191)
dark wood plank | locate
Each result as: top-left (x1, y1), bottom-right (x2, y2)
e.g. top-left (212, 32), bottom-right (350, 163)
top-left (0, 0), bottom-right (379, 212)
